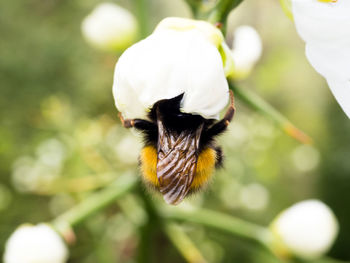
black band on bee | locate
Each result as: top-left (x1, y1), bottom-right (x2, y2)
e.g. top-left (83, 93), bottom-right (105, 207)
top-left (149, 94), bottom-right (206, 133)
top-left (214, 146), bottom-right (224, 168)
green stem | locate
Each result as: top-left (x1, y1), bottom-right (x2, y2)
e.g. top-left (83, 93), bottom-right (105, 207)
top-left (52, 174), bottom-right (138, 230)
top-left (135, 0), bottom-right (149, 38)
top-left (136, 190), bottom-right (158, 263)
top-left (159, 206), bottom-right (273, 249)
top-left (137, 219), bottom-right (153, 263)
top-left (208, 0), bottom-right (244, 24)
top-left (184, 0), bottom-right (202, 17)
top-left (113, 193), bottom-right (153, 263)
top-left (229, 82), bottom-right (312, 144)
top-left (159, 205), bottom-right (346, 263)
top-left (130, 192), bottom-right (208, 263)
top-left (163, 223), bottom-right (208, 263)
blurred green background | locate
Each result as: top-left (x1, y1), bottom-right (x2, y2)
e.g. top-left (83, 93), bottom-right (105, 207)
top-left (1, 0), bottom-right (350, 262)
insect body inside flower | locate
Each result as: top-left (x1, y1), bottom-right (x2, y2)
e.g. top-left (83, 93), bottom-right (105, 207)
top-left (119, 92), bottom-right (235, 205)
top-left (113, 17), bottom-right (235, 205)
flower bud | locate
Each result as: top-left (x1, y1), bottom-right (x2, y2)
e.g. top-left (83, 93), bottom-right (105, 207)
top-left (113, 17), bottom-right (233, 120)
top-left (230, 25), bottom-right (262, 79)
top-left (3, 223), bottom-right (69, 263)
top-left (281, 0), bottom-right (350, 118)
top-left (270, 200), bottom-right (338, 259)
top-left (81, 3), bottom-right (138, 52)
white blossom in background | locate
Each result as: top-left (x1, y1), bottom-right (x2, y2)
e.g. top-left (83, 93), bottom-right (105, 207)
top-left (81, 3), bottom-right (138, 52)
top-left (115, 135), bottom-right (142, 164)
top-left (291, 144), bottom-right (320, 172)
top-left (231, 25), bottom-right (263, 79)
top-left (11, 156), bottom-right (59, 193)
top-left (3, 224), bottom-right (69, 263)
top-left (36, 138), bottom-right (67, 169)
top-left (113, 17), bottom-right (234, 120)
top-left (270, 200), bottom-right (339, 259)
top-left (11, 138), bottom-right (66, 193)
top-left (239, 183), bottom-right (269, 211)
top-left (281, 0), bottom-right (350, 118)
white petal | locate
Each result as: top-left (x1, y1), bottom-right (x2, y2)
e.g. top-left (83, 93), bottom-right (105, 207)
top-left (305, 42), bottom-right (350, 81)
top-left (231, 25), bottom-right (262, 78)
top-left (4, 224), bottom-right (69, 263)
top-left (155, 17), bottom-right (224, 47)
top-left (293, 0), bottom-right (350, 43)
top-left (304, 42), bottom-right (350, 117)
top-left (113, 28), bottom-right (229, 120)
top-left (272, 200), bottom-right (338, 259)
top-left (325, 78), bottom-right (350, 117)
top-left (292, 0), bottom-right (350, 118)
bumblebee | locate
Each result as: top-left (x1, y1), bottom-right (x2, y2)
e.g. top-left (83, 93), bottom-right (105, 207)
top-left (119, 91), bottom-right (235, 205)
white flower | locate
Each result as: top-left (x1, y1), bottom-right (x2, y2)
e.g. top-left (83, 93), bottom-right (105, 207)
top-left (270, 200), bottom-right (339, 259)
top-left (239, 183), bottom-right (269, 211)
top-left (113, 17), bottom-right (233, 120)
top-left (81, 3), bottom-right (138, 52)
top-left (115, 135), bottom-right (142, 164)
top-left (231, 25), bottom-right (263, 79)
top-left (3, 223), bottom-right (69, 263)
top-left (282, 0), bottom-right (350, 118)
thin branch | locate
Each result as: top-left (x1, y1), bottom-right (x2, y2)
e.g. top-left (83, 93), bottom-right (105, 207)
top-left (229, 82), bottom-right (312, 144)
top-left (134, 0), bottom-right (149, 38)
top-left (163, 223), bottom-right (208, 263)
top-left (184, 0), bottom-right (202, 17)
top-left (208, 0), bottom-right (244, 24)
top-left (158, 205), bottom-right (345, 263)
top-left (158, 205), bottom-right (273, 249)
top-left (52, 174), bottom-right (138, 230)
top-left (135, 191), bottom-right (159, 263)
top-left (137, 219), bottom-right (154, 263)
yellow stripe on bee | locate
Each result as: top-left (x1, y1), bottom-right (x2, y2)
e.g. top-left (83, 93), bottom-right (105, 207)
top-left (140, 145), bottom-right (216, 189)
top-left (140, 145), bottom-right (159, 187)
top-left (192, 147), bottom-right (216, 189)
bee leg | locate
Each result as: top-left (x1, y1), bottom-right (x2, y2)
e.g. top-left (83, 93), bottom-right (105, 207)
top-left (223, 90), bottom-right (235, 124)
top-left (119, 113), bottom-right (134, 128)
top-left (205, 90), bottom-right (235, 137)
top-left (119, 113), bottom-right (156, 131)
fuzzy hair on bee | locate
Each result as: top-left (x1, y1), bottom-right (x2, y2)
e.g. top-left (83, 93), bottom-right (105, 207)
top-left (119, 91), bottom-right (235, 205)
